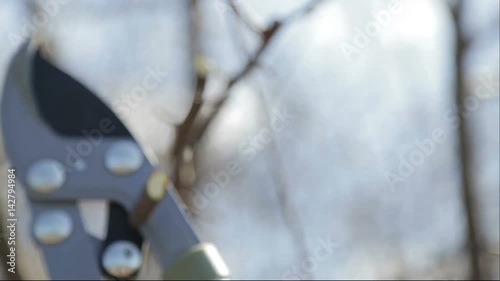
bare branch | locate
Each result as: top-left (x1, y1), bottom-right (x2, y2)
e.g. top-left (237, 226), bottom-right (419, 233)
top-left (172, 58), bottom-right (207, 188)
top-left (451, 1), bottom-right (483, 280)
top-left (192, 0), bottom-right (327, 144)
top-left (172, 0), bottom-right (327, 199)
top-left (229, 0), bottom-right (263, 34)
top-left (253, 74), bottom-right (314, 279)
top-left (172, 0), bottom-right (208, 189)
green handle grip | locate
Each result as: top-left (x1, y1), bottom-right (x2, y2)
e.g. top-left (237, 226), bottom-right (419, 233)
top-left (163, 243), bottom-right (230, 280)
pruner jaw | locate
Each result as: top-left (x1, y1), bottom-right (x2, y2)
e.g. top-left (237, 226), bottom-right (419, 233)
top-left (1, 40), bottom-right (201, 280)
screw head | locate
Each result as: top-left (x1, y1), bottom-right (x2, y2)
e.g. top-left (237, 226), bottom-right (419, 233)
top-left (33, 211), bottom-right (73, 244)
top-left (27, 159), bottom-right (66, 193)
top-left (105, 141), bottom-right (144, 175)
top-left (102, 241), bottom-right (143, 278)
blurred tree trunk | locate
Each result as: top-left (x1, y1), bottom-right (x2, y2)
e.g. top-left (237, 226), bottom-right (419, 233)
top-left (451, 1), bottom-right (483, 279)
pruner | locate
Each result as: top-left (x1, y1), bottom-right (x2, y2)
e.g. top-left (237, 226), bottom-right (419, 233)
top-left (1, 41), bottom-right (230, 280)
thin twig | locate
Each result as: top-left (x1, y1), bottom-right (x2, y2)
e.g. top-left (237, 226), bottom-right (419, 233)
top-left (172, 0), bottom-right (326, 203)
top-left (268, 147), bottom-right (313, 280)
top-left (229, 0), bottom-right (263, 34)
top-left (451, 2), bottom-right (482, 280)
top-left (172, 0), bottom-right (208, 189)
top-left (253, 73), bottom-right (314, 279)
top-left (192, 0), bottom-right (327, 145)
top-left (172, 71), bottom-right (206, 188)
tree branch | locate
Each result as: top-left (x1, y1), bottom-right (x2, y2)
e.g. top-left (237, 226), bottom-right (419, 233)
top-left (172, 0), bottom-right (327, 197)
top-left (451, 2), bottom-right (483, 280)
top-left (192, 0), bottom-right (327, 145)
top-left (172, 0), bottom-right (208, 189)
top-left (229, 0), bottom-right (263, 34)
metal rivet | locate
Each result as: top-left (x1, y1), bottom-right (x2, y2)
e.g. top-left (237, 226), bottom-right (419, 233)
top-left (27, 159), bottom-right (66, 193)
top-left (105, 141), bottom-right (144, 175)
top-left (34, 211), bottom-right (73, 244)
top-left (102, 241), bottom-right (143, 278)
